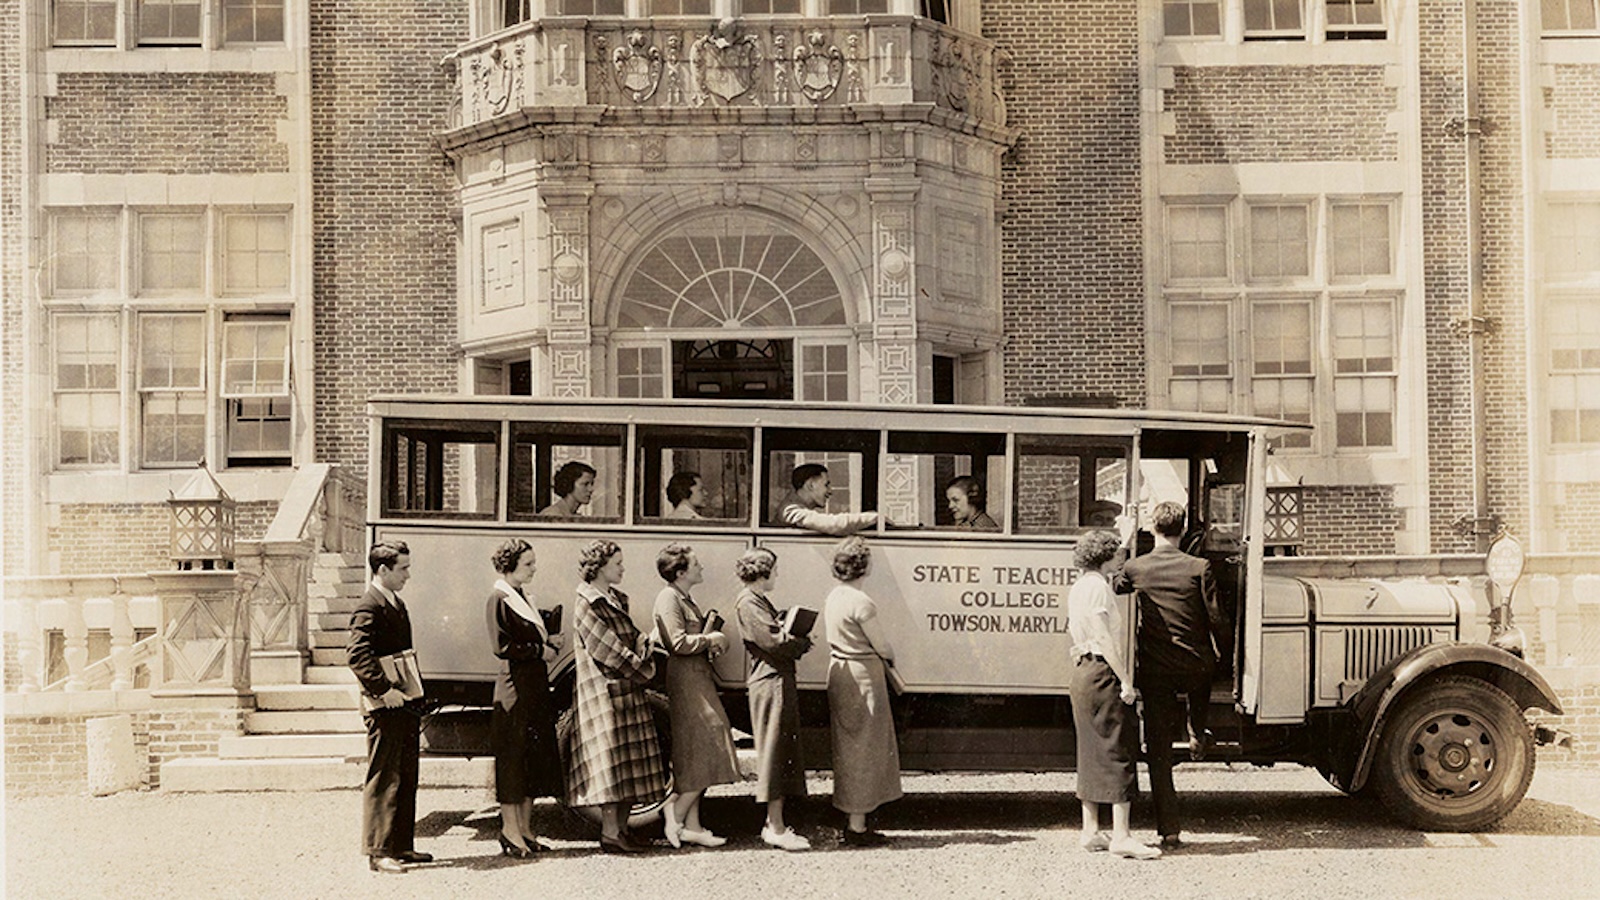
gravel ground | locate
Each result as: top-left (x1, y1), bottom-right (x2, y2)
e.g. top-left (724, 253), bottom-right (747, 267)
top-left (7, 763), bottom-right (1600, 900)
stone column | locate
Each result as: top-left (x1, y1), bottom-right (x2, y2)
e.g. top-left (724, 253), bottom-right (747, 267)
top-left (239, 539), bottom-right (313, 686)
top-left (867, 169), bottom-right (920, 524)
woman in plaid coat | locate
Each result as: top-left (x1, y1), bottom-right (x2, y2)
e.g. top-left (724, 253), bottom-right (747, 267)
top-left (567, 540), bottom-right (667, 854)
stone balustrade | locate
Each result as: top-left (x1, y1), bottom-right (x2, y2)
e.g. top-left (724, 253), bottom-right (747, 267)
top-left (445, 16), bottom-right (1008, 135)
top-left (4, 575), bottom-right (160, 693)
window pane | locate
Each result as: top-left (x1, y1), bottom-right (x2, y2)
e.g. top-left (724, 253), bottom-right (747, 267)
top-left (554, 0), bottom-right (625, 12)
top-left (801, 342), bottom-right (851, 401)
top-left (142, 393), bottom-right (206, 467)
top-left (616, 346), bottom-right (667, 398)
top-left (140, 314), bottom-right (206, 390)
top-left (57, 390), bottom-right (121, 466)
top-left (223, 213), bottom-right (290, 294)
top-left (1165, 0), bottom-right (1222, 36)
top-left (140, 0), bottom-right (203, 42)
top-left (139, 214), bottom-right (205, 293)
top-left (51, 211), bottom-right (119, 294)
top-left (227, 397), bottom-right (292, 464)
top-left (1329, 203), bottom-right (1392, 279)
top-left (1249, 204), bottom-right (1309, 280)
top-left (54, 0), bottom-right (117, 44)
top-left (635, 426), bottom-right (753, 523)
top-left (1168, 205), bottom-right (1228, 281)
top-left (1244, 0), bottom-right (1303, 32)
top-left (1547, 203), bottom-right (1600, 279)
top-left (506, 422), bottom-right (624, 521)
top-left (224, 0), bottom-right (285, 43)
top-left (828, 0), bottom-right (890, 11)
top-left (222, 319), bottom-right (290, 395)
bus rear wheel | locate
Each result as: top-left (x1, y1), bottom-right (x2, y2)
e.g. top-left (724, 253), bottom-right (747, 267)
top-left (555, 689), bottom-right (674, 830)
top-left (1371, 676), bottom-right (1533, 832)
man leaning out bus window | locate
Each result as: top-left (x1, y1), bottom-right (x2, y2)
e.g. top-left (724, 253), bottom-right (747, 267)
top-left (781, 464), bottom-right (885, 537)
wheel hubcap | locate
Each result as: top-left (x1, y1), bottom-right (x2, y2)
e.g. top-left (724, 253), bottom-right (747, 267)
top-left (1408, 713), bottom-right (1495, 798)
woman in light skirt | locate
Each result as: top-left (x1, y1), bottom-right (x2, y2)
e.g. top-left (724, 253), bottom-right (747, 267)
top-left (823, 536), bottom-right (902, 847)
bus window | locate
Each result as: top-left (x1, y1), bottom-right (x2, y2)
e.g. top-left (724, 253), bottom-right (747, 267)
top-left (635, 425), bottom-right (753, 524)
top-left (1014, 435), bottom-right (1131, 535)
top-left (884, 430), bottom-right (1006, 530)
top-left (508, 421), bottom-right (625, 522)
top-left (383, 419), bottom-right (500, 519)
top-left (761, 426), bottom-right (879, 526)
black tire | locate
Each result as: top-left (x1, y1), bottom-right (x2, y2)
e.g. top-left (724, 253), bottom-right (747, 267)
top-left (1371, 676), bottom-right (1534, 832)
top-left (555, 689), bottom-right (674, 829)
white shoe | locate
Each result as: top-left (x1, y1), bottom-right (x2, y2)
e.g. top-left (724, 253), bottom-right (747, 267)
top-left (1109, 837), bottom-right (1162, 860)
top-left (761, 826), bottom-right (811, 851)
top-left (1079, 831), bottom-right (1111, 852)
top-left (678, 828), bottom-right (727, 848)
top-left (663, 798), bottom-right (683, 849)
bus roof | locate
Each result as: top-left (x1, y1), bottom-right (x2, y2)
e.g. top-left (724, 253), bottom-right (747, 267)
top-left (366, 394), bottom-right (1311, 434)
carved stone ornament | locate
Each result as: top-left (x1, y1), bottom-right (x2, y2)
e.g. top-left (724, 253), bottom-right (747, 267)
top-left (794, 30), bottom-right (843, 104)
top-left (930, 34), bottom-right (976, 114)
top-left (691, 18), bottom-right (764, 105)
top-left (474, 43), bottom-right (522, 118)
top-left (612, 30), bottom-right (664, 104)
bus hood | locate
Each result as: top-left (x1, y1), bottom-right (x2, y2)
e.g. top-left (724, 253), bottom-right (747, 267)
top-left (1303, 578), bottom-right (1464, 625)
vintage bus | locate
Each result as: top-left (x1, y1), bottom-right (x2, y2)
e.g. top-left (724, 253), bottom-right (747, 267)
top-left (366, 395), bottom-right (1564, 832)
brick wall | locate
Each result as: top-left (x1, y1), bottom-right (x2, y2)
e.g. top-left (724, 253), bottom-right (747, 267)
top-left (5, 705), bottom-right (247, 796)
top-left (309, 0), bottom-right (465, 476)
top-left (1163, 66), bottom-right (1399, 164)
top-left (1545, 65), bottom-right (1600, 159)
top-left (1299, 484), bottom-right (1401, 556)
top-left (987, 1), bottom-right (1146, 407)
top-left (1553, 484), bottom-right (1600, 552)
top-left (45, 73), bottom-right (289, 174)
top-left (1, 0), bottom-right (23, 578)
top-left (46, 501), bottom-right (277, 575)
top-left (1533, 680), bottom-right (1600, 768)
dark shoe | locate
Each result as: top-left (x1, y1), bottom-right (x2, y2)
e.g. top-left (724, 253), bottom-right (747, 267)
top-left (396, 850), bottom-right (433, 864)
top-left (528, 839), bottom-right (554, 853)
top-left (368, 856), bottom-right (406, 874)
top-left (498, 834), bottom-right (532, 859)
top-left (1159, 834), bottom-right (1184, 850)
top-left (600, 835), bottom-right (644, 855)
top-left (841, 829), bottom-right (890, 848)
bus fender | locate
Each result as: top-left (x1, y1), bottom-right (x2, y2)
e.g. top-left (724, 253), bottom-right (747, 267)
top-left (1345, 642), bottom-right (1564, 793)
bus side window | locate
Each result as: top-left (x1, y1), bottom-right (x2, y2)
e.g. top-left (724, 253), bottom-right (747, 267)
top-left (1014, 435), bottom-right (1130, 535)
top-left (508, 422), bottom-right (626, 522)
top-left (761, 427), bottom-right (879, 526)
top-left (635, 425), bottom-right (753, 524)
top-left (382, 420), bottom-right (500, 519)
top-left (884, 430), bottom-right (1006, 530)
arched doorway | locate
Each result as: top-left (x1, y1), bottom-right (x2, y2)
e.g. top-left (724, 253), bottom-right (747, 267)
top-left (610, 209), bottom-right (855, 402)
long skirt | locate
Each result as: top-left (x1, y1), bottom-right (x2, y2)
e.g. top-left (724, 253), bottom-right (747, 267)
top-left (665, 653), bottom-right (740, 794)
top-left (747, 672), bottom-right (806, 803)
top-left (826, 655), bottom-right (902, 815)
top-left (490, 658), bottom-right (563, 804)
top-left (1070, 656), bottom-right (1140, 804)
top-left (567, 650), bottom-right (667, 807)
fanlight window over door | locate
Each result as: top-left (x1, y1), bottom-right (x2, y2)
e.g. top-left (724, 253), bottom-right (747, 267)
top-left (617, 212), bottom-right (849, 330)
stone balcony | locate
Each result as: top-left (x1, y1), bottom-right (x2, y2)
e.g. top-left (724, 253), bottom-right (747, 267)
top-left (440, 16), bottom-right (1010, 148)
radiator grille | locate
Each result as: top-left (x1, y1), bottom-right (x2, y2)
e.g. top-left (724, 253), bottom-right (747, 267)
top-left (1343, 626), bottom-right (1435, 682)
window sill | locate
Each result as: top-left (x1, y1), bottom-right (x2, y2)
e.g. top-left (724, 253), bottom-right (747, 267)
top-left (44, 47), bottom-right (297, 74)
top-left (45, 466), bottom-right (298, 505)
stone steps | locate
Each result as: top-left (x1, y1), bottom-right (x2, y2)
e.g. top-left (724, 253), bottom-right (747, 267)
top-left (245, 709), bottom-right (364, 734)
top-left (309, 647), bottom-right (347, 667)
top-left (255, 683), bottom-right (359, 710)
top-left (306, 665), bottom-right (357, 685)
top-left (218, 732), bottom-right (367, 759)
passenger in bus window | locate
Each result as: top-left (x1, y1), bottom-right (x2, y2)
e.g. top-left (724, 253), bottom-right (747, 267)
top-left (824, 537), bottom-right (903, 846)
top-left (653, 543), bottom-right (739, 850)
top-left (733, 547), bottom-right (814, 852)
top-left (1068, 531), bottom-right (1160, 860)
top-left (567, 540), bottom-right (667, 854)
top-left (538, 461), bottom-right (596, 517)
top-left (664, 471), bottom-right (706, 520)
top-left (1084, 499), bottom-right (1123, 528)
top-left (781, 463), bottom-right (883, 535)
top-left (485, 538), bottom-right (563, 859)
top-left (1111, 501), bottom-right (1225, 851)
top-left (944, 476), bottom-right (999, 531)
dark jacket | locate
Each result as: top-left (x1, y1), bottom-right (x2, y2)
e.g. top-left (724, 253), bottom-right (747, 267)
top-left (1113, 544), bottom-right (1223, 677)
top-left (347, 584), bottom-right (416, 703)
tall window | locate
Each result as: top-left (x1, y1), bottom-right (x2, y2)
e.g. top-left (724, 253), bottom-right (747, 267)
top-left (1546, 201), bottom-right (1600, 446)
top-left (53, 0), bottom-right (116, 45)
top-left (1161, 195), bottom-right (1401, 452)
top-left (616, 345), bottom-right (668, 398)
top-left (800, 343), bottom-right (850, 401)
top-left (1325, 0), bottom-right (1385, 39)
top-left (1164, 0), bottom-right (1384, 41)
top-left (46, 207), bottom-right (296, 471)
top-left (54, 0), bottom-right (285, 45)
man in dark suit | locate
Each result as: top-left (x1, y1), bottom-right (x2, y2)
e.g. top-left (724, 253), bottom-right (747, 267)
top-left (1113, 501), bottom-right (1227, 850)
top-left (347, 539), bottom-right (431, 874)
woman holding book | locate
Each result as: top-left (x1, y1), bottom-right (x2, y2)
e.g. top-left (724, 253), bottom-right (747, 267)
top-left (486, 538), bottom-right (564, 858)
top-left (733, 547), bottom-right (814, 851)
top-left (568, 540), bottom-right (667, 854)
top-left (653, 542), bottom-right (740, 849)
top-left (823, 536), bottom-right (902, 846)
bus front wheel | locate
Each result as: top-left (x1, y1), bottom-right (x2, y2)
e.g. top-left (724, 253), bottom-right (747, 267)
top-left (555, 689), bottom-right (675, 830)
top-left (1370, 676), bottom-right (1533, 832)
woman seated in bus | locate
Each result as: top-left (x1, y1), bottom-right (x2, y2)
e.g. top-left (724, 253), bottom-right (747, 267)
top-left (733, 547), bottom-right (814, 852)
top-left (944, 476), bottom-right (999, 531)
top-left (538, 461), bottom-right (596, 518)
top-left (567, 539), bottom-right (667, 854)
top-left (652, 542), bottom-right (740, 849)
top-left (781, 463), bottom-right (884, 536)
top-left (1068, 530), bottom-right (1161, 860)
top-left (486, 538), bottom-right (564, 859)
top-left (824, 536), bottom-right (902, 847)
top-left (664, 471), bottom-right (706, 520)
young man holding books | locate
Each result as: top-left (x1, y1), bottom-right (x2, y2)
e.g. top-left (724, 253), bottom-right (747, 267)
top-left (347, 539), bottom-right (430, 874)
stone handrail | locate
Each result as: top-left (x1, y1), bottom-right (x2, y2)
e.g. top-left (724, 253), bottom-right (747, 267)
top-left (5, 575), bottom-right (159, 693)
top-left (443, 16), bottom-right (1008, 135)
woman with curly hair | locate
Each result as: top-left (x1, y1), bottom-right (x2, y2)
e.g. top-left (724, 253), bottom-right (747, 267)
top-left (567, 539), bottom-right (666, 854)
top-left (823, 536), bottom-right (902, 846)
top-left (486, 538), bottom-right (564, 859)
top-left (1069, 530), bottom-right (1159, 860)
top-left (653, 542), bottom-right (739, 848)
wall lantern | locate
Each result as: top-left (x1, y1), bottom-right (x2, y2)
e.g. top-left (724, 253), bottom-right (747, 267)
top-left (167, 461), bottom-right (236, 570)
